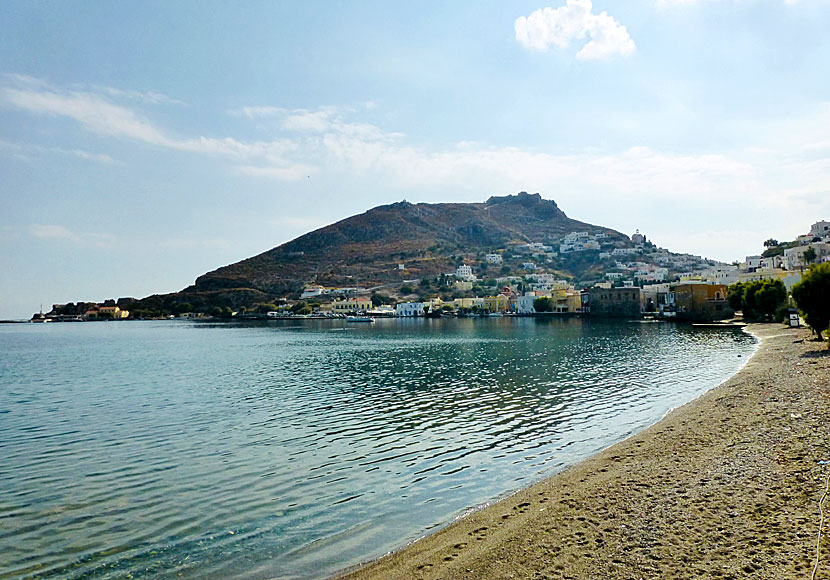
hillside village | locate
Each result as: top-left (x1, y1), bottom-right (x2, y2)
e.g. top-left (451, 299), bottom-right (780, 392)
top-left (40, 218), bottom-right (829, 324)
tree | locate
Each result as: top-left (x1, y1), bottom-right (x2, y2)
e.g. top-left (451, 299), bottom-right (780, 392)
top-left (534, 297), bottom-right (553, 312)
top-left (727, 282), bottom-right (745, 311)
top-left (753, 280), bottom-right (787, 321)
top-left (763, 238), bottom-right (779, 248)
top-left (802, 246), bottom-right (817, 265)
top-left (371, 292), bottom-right (391, 307)
top-left (791, 263), bottom-right (830, 347)
top-left (727, 279), bottom-right (787, 321)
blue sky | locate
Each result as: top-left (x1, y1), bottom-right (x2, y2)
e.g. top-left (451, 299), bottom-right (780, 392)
top-left (1, 0), bottom-right (828, 318)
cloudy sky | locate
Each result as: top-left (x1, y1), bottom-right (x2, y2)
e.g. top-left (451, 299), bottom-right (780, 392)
top-left (1, 0), bottom-right (828, 318)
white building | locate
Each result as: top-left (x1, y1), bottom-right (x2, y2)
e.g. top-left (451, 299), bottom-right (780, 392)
top-left (456, 264), bottom-right (476, 281)
top-left (516, 293), bottom-right (545, 314)
top-left (745, 255), bottom-right (762, 271)
top-left (784, 242), bottom-right (830, 269)
top-left (703, 265), bottom-right (739, 286)
top-left (810, 220), bottom-right (830, 239)
top-left (485, 253), bottom-right (503, 264)
top-left (522, 262), bottom-right (537, 271)
top-left (395, 302), bottom-right (425, 317)
top-left (300, 286), bottom-right (328, 299)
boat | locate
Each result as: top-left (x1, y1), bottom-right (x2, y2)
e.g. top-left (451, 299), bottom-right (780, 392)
top-left (346, 316), bottom-right (375, 323)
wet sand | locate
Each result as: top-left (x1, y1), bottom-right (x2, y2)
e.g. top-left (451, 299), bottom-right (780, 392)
top-left (337, 324), bottom-right (830, 579)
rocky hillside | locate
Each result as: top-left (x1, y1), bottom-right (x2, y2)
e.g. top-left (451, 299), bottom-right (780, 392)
top-left (192, 192), bottom-right (624, 294)
top-left (128, 192), bottom-right (646, 314)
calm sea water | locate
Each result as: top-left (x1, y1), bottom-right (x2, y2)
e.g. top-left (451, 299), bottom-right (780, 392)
top-left (0, 318), bottom-right (755, 580)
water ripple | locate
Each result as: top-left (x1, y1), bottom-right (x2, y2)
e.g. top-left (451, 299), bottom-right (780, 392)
top-left (0, 318), bottom-right (755, 580)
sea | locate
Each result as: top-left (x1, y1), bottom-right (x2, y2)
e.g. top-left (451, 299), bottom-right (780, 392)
top-left (0, 317), bottom-right (756, 580)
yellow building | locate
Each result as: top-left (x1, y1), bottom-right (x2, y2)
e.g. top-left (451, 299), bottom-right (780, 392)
top-left (87, 306), bottom-right (129, 320)
top-left (331, 298), bottom-right (372, 314)
top-left (483, 295), bottom-right (509, 313)
top-left (564, 290), bottom-right (582, 313)
top-left (453, 297), bottom-right (484, 310)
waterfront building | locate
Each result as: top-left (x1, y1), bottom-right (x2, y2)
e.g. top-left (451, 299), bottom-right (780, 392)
top-left (515, 293), bottom-right (542, 314)
top-left (483, 295), bottom-right (510, 313)
top-left (673, 283), bottom-right (731, 322)
top-left (395, 301), bottom-right (425, 317)
top-left (584, 287), bottom-right (642, 318)
top-left (331, 298), bottom-right (372, 314)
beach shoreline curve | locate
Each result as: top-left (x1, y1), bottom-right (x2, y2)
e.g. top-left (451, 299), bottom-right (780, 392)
top-left (335, 323), bottom-right (830, 580)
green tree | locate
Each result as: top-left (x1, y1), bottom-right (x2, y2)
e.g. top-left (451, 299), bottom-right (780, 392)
top-left (763, 238), bottom-right (779, 248)
top-left (727, 279), bottom-right (787, 321)
top-left (533, 297), bottom-right (553, 312)
top-left (791, 263), bottom-right (830, 346)
top-left (399, 284), bottom-right (414, 295)
top-left (371, 292), bottom-right (391, 307)
top-left (802, 246), bottom-right (817, 265)
top-left (727, 282), bottom-right (745, 311)
top-left (753, 280), bottom-right (787, 321)
top-left (291, 301), bottom-right (311, 314)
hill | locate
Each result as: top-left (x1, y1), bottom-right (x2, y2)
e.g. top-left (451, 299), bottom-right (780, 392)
top-left (195, 192), bottom-right (620, 289)
top-left (127, 192), bottom-right (704, 315)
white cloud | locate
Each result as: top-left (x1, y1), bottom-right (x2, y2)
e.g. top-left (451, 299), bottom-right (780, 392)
top-left (515, 0), bottom-right (635, 60)
top-left (28, 224), bottom-right (116, 247)
top-left (29, 224), bottom-right (79, 241)
top-left (5, 77), bottom-right (830, 261)
top-left (0, 139), bottom-right (117, 165)
top-left (1, 77), bottom-right (307, 179)
top-left (229, 106), bottom-right (284, 119)
top-left (98, 86), bottom-right (185, 106)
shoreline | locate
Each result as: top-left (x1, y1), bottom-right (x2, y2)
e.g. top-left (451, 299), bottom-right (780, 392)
top-left (337, 323), bottom-right (830, 579)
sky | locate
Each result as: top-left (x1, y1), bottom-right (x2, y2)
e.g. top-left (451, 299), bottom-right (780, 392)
top-left (1, 0), bottom-right (829, 319)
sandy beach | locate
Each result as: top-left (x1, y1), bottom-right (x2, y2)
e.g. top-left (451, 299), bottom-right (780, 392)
top-left (338, 324), bottom-right (830, 580)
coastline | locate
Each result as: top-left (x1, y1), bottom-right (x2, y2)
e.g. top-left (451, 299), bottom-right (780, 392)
top-left (337, 323), bottom-right (830, 579)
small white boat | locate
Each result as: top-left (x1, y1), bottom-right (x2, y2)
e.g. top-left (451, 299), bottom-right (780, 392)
top-left (346, 316), bottom-right (375, 323)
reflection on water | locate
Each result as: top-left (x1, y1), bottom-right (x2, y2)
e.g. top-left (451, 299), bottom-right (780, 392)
top-left (0, 318), bottom-right (755, 579)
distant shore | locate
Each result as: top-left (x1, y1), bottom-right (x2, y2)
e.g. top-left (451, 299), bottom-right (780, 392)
top-left (338, 324), bottom-right (830, 579)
